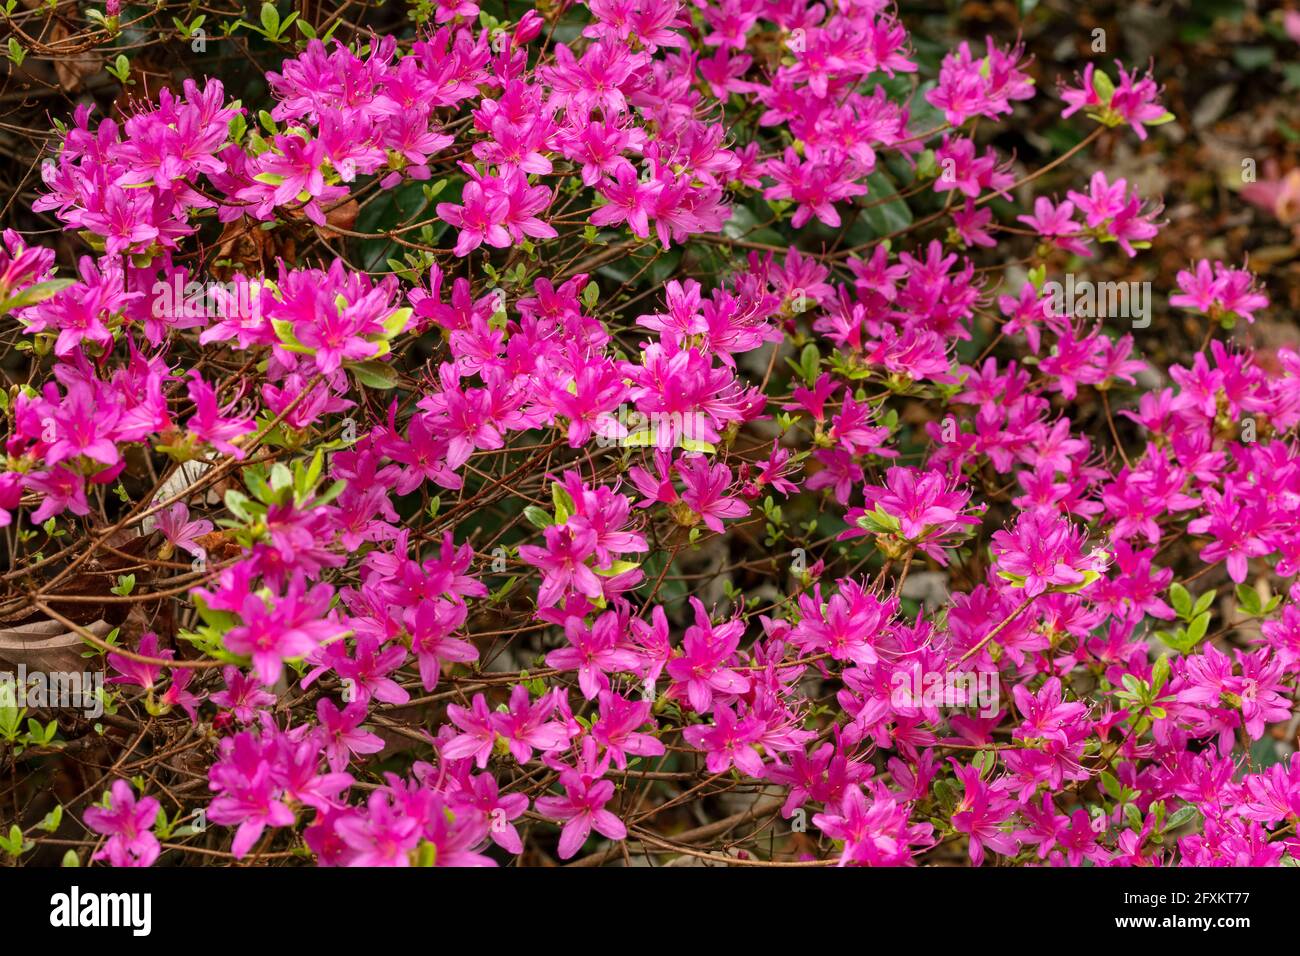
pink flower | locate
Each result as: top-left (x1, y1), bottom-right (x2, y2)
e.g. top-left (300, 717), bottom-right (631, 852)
top-left (1017, 197), bottom-right (1092, 257)
top-left (441, 694), bottom-right (497, 769)
top-left (207, 730), bottom-right (297, 859)
top-left (591, 690), bottom-right (664, 769)
top-left (491, 685), bottom-right (574, 762)
top-left (450, 771), bottom-right (529, 854)
top-left (546, 611), bottom-right (642, 700)
top-left (1185, 488), bottom-right (1271, 583)
top-left (437, 172), bottom-right (510, 257)
top-left (926, 38), bottom-right (1034, 126)
top-left (223, 578), bottom-right (343, 686)
top-left (676, 454), bottom-right (748, 533)
top-left (1061, 61), bottom-right (1172, 140)
top-left (762, 148), bottom-right (869, 228)
top-left (24, 459), bottom-right (103, 524)
top-left (154, 501), bottom-right (213, 558)
top-left (813, 784), bottom-right (934, 867)
top-left (789, 580), bottom-right (895, 666)
top-left (1170, 259), bottom-right (1269, 325)
top-left (316, 698), bottom-right (385, 773)
top-left (664, 598), bottom-right (751, 712)
top-left (591, 162), bottom-right (661, 238)
top-left (1177, 645), bottom-right (1291, 753)
top-left (210, 666), bottom-right (276, 724)
top-left (518, 524), bottom-right (603, 609)
top-left (991, 511), bottom-right (1108, 598)
top-left (433, 0), bottom-right (477, 24)
top-left (682, 702), bottom-right (766, 776)
top-left (844, 466), bottom-right (981, 564)
top-left (948, 760), bottom-right (1020, 866)
top-left (404, 598), bottom-right (477, 691)
top-left (185, 371), bottom-right (255, 458)
top-left (78, 186), bottom-right (158, 255)
top-left (84, 780), bottom-right (161, 867)
top-left (335, 789), bottom-right (422, 866)
top-left (108, 632), bottom-right (171, 691)
top-left (534, 740), bottom-right (626, 859)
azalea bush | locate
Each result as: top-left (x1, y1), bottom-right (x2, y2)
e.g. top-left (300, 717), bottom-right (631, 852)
top-left (1, 0), bottom-right (1298, 868)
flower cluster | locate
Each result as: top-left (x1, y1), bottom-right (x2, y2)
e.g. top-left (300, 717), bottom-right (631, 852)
top-left (0, 0), bottom-right (1295, 870)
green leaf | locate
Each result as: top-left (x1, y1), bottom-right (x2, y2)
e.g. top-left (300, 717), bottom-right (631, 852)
top-left (523, 506), bottom-right (553, 530)
top-left (259, 2), bottom-right (280, 36)
top-left (1163, 805), bottom-right (1199, 831)
top-left (269, 318), bottom-right (311, 354)
top-left (1052, 568), bottom-right (1102, 594)
top-left (1100, 771), bottom-right (1124, 800)
top-left (552, 483), bottom-right (575, 525)
top-left (857, 170), bottom-right (912, 237)
top-left (1, 824), bottom-right (30, 857)
top-left (1169, 582), bottom-right (1191, 619)
top-left (223, 489), bottom-right (253, 521)
top-left (1091, 68), bottom-right (1116, 105)
top-left (0, 278), bottom-right (75, 315)
top-left (1192, 589), bottom-right (1216, 617)
top-left (490, 575), bottom-right (519, 604)
top-left (1235, 583), bottom-right (1263, 616)
top-left (346, 360), bottom-right (399, 390)
top-left (932, 778), bottom-right (959, 813)
top-left (378, 309), bottom-right (412, 343)
top-left (799, 344), bottom-right (820, 386)
top-left (37, 805), bottom-right (62, 832)
top-left (1156, 628), bottom-right (1187, 652)
top-left (1151, 653), bottom-right (1170, 694)
top-left (313, 479), bottom-right (346, 509)
top-left (244, 467), bottom-right (272, 505)
top-left (269, 463), bottom-right (293, 494)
